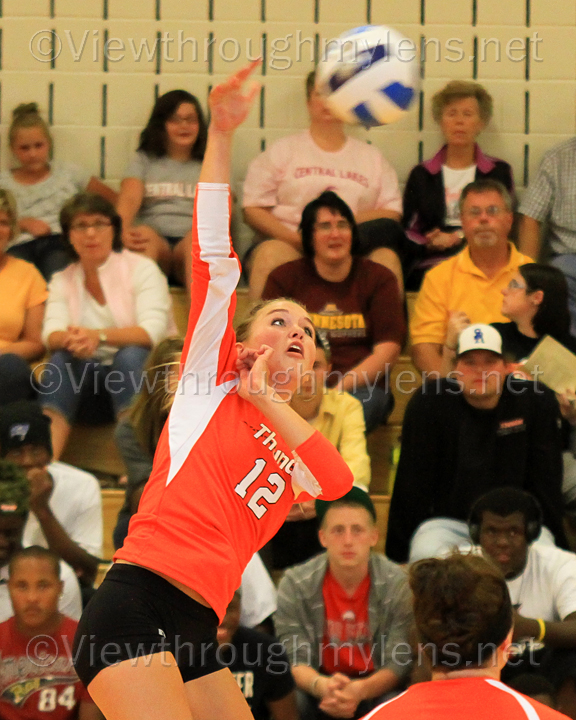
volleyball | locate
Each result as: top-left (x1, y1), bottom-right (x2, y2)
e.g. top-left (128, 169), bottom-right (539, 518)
top-left (316, 25), bottom-right (419, 127)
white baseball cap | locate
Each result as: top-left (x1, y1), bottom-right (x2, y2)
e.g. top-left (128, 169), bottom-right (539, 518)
top-left (457, 323), bottom-right (503, 356)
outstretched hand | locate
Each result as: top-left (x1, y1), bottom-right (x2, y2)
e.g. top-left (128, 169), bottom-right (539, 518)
top-left (208, 60), bottom-right (261, 133)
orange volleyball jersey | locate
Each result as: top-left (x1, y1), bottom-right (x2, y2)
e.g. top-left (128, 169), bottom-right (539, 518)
top-left (116, 183), bottom-right (353, 621)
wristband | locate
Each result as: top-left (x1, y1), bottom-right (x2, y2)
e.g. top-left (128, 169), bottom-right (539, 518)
top-left (536, 618), bottom-right (546, 642)
top-left (311, 676), bottom-right (322, 696)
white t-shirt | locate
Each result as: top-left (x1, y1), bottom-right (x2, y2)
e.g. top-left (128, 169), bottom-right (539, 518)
top-left (125, 151), bottom-right (201, 239)
top-left (239, 552), bottom-right (277, 628)
top-left (0, 162), bottom-right (91, 247)
top-left (242, 130), bottom-right (402, 233)
top-left (0, 560), bottom-right (82, 622)
top-left (507, 544), bottom-right (576, 622)
top-left (23, 462), bottom-right (103, 558)
top-left (442, 164), bottom-right (476, 226)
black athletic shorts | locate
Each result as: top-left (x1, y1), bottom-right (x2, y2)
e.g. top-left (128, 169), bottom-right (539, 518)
top-left (73, 563), bottom-right (220, 687)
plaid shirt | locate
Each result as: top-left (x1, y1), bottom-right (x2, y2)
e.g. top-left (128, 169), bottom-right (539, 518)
top-left (520, 137), bottom-right (576, 254)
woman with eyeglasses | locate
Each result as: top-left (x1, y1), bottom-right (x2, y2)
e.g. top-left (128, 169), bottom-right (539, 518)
top-left (40, 193), bottom-right (174, 460)
top-left (262, 190), bottom-right (405, 433)
top-left (495, 264), bottom-right (575, 362)
top-left (116, 90), bottom-right (207, 284)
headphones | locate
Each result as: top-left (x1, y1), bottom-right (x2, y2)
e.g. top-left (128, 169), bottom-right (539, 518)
top-left (468, 490), bottom-right (543, 545)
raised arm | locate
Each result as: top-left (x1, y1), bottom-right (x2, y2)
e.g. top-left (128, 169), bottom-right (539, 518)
top-left (172, 63), bottom-right (261, 407)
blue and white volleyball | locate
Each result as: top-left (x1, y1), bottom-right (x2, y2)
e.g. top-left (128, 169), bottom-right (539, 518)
top-left (316, 25), bottom-right (419, 127)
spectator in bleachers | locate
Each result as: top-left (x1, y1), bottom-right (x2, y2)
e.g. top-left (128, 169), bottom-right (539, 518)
top-left (403, 81), bottom-right (514, 289)
top-left (519, 137), bottom-right (576, 335)
top-left (469, 489), bottom-right (576, 657)
top-left (217, 591), bottom-right (298, 720)
top-left (0, 188), bottom-right (47, 406)
top-left (275, 487), bottom-right (412, 720)
top-left (0, 401), bottom-right (102, 587)
top-left (262, 191), bottom-right (405, 433)
top-left (40, 192), bottom-right (174, 461)
top-left (386, 324), bottom-right (567, 564)
top-left (441, 265), bottom-right (576, 493)
top-left (0, 546), bottom-right (103, 720)
top-left (243, 70), bottom-right (406, 300)
top-left (116, 90), bottom-right (207, 284)
top-left (0, 459), bottom-right (81, 622)
top-left (410, 178), bottom-right (533, 375)
top-left (1, 103), bottom-right (116, 281)
top-left (269, 332), bottom-right (370, 570)
top-left (470, 489), bottom-right (576, 694)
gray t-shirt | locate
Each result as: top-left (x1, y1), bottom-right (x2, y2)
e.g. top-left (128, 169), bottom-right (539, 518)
top-left (0, 161), bottom-right (91, 247)
top-left (125, 151), bottom-right (201, 239)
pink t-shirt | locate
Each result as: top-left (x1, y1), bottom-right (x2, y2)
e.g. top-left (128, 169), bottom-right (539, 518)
top-left (242, 130), bottom-right (402, 233)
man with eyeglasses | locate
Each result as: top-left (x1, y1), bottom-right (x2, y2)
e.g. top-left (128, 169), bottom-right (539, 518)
top-left (410, 178), bottom-right (533, 375)
top-left (0, 401), bottom-right (102, 589)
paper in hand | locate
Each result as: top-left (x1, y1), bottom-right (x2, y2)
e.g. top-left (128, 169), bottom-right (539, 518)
top-left (521, 335), bottom-right (576, 394)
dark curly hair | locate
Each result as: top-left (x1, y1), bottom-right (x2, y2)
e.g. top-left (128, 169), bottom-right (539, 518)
top-left (138, 90), bottom-right (207, 160)
top-left (410, 553), bottom-right (512, 670)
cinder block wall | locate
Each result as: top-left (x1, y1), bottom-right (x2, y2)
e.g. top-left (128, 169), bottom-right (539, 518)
top-left (0, 0), bottom-right (573, 255)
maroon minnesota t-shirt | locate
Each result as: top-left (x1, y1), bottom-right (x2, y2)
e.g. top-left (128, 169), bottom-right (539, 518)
top-left (262, 257), bottom-right (405, 385)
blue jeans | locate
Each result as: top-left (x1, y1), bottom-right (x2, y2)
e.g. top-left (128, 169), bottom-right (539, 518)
top-left (550, 254), bottom-right (576, 336)
top-left (409, 517), bottom-right (555, 562)
top-left (0, 353), bottom-right (35, 405)
top-left (40, 346), bottom-right (150, 422)
top-left (351, 385), bottom-right (394, 434)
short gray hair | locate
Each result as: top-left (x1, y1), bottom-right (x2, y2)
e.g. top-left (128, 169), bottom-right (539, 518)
top-left (459, 179), bottom-right (513, 213)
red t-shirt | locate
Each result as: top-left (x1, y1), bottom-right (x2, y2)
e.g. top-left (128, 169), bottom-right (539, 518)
top-left (116, 184), bottom-right (353, 621)
top-left (360, 677), bottom-right (567, 720)
top-left (321, 569), bottom-right (374, 677)
top-left (0, 616), bottom-right (92, 720)
top-left (263, 256), bottom-right (405, 384)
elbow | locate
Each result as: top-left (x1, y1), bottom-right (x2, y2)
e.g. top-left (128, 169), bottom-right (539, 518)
top-left (328, 465), bottom-right (354, 499)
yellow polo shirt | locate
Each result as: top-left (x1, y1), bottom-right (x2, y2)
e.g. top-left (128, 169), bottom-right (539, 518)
top-left (310, 388), bottom-right (371, 490)
top-left (0, 256), bottom-right (47, 350)
top-left (410, 244), bottom-right (534, 346)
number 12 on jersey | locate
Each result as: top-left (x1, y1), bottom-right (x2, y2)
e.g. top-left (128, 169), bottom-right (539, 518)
top-left (234, 459), bottom-right (286, 518)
